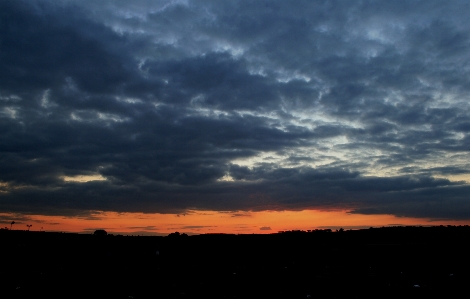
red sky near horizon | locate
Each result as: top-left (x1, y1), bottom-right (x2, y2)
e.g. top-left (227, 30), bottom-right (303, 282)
top-left (2, 1), bottom-right (470, 236)
top-left (2, 209), bottom-right (469, 235)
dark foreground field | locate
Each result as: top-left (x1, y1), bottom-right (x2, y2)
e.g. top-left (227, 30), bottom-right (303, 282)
top-left (1, 226), bottom-right (470, 298)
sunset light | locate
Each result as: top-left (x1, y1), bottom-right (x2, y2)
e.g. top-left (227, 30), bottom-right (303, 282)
top-left (2, 209), bottom-right (468, 236)
top-left (1, 0), bottom-right (470, 234)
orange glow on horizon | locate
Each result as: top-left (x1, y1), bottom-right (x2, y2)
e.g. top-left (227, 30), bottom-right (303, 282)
top-left (1, 209), bottom-right (469, 235)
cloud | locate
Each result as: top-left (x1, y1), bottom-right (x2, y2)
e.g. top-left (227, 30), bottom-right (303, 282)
top-left (259, 226), bottom-right (272, 231)
top-left (180, 225), bottom-right (216, 229)
top-left (231, 213), bottom-right (251, 217)
top-left (127, 226), bottom-right (158, 230)
top-left (1, 0), bottom-right (470, 221)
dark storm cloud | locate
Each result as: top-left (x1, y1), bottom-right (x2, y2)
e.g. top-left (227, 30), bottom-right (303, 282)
top-left (1, 0), bottom-right (470, 221)
top-left (0, 1), bottom-right (137, 95)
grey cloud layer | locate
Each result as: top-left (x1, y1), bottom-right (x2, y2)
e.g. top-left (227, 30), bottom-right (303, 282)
top-left (1, 0), bottom-right (470, 220)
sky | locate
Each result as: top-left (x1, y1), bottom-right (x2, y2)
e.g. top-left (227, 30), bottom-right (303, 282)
top-left (1, 0), bottom-right (470, 235)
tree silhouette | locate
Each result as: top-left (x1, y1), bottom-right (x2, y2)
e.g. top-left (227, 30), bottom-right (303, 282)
top-left (10, 221), bottom-right (15, 230)
top-left (26, 224), bottom-right (32, 231)
top-left (93, 229), bottom-right (107, 236)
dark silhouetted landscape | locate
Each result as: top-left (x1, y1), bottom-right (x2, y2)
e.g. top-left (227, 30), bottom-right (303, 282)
top-left (1, 226), bottom-right (469, 298)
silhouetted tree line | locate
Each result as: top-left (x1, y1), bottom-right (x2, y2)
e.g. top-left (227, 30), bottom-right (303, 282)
top-left (1, 225), bottom-right (470, 298)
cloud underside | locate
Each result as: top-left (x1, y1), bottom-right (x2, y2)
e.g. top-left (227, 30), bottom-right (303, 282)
top-left (1, 0), bottom-right (470, 220)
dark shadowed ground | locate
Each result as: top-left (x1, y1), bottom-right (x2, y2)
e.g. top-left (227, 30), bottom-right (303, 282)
top-left (1, 226), bottom-right (469, 298)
